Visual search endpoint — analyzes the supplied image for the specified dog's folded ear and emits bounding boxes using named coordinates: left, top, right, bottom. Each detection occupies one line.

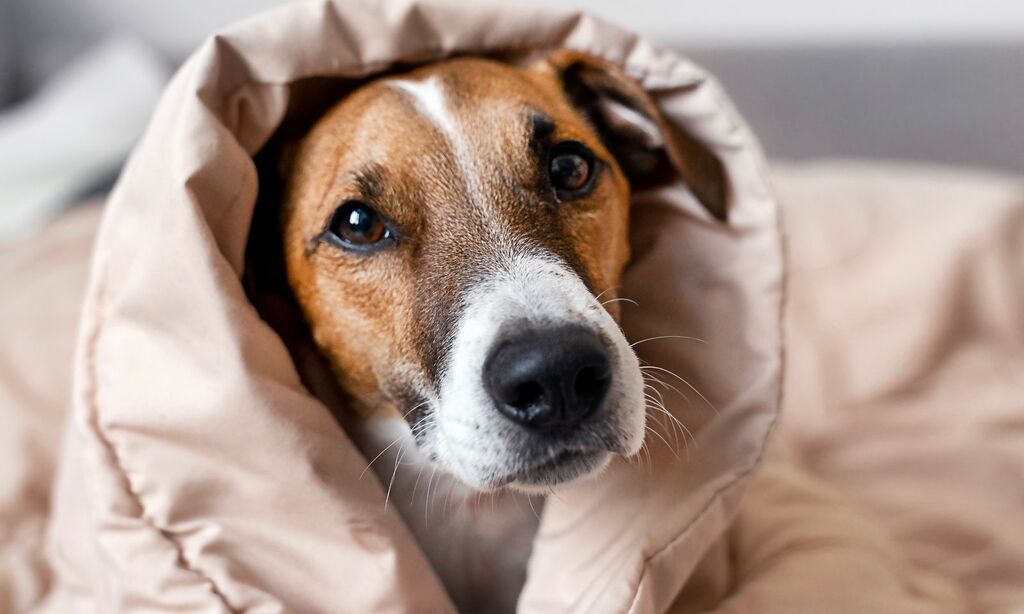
left=534, top=50, right=728, bottom=221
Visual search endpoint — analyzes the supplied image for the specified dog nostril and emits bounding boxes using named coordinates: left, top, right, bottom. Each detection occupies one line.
left=510, top=381, right=544, bottom=409
left=574, top=365, right=609, bottom=400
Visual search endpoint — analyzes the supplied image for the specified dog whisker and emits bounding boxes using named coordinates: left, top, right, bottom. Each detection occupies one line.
left=642, top=384, right=673, bottom=414
left=424, top=464, right=439, bottom=528
left=592, top=285, right=620, bottom=302
left=527, top=493, right=540, bottom=519
left=641, top=372, right=698, bottom=461
left=632, top=436, right=653, bottom=473
left=643, top=382, right=697, bottom=450
left=643, top=369, right=693, bottom=407
left=402, top=400, right=430, bottom=421
left=360, top=435, right=405, bottom=479
left=644, top=424, right=680, bottom=461
left=601, top=297, right=639, bottom=308
left=651, top=406, right=694, bottom=461
left=630, top=334, right=707, bottom=348
left=643, top=395, right=673, bottom=428
left=644, top=401, right=677, bottom=450
left=625, top=413, right=658, bottom=472
left=665, top=410, right=695, bottom=450
left=643, top=383, right=669, bottom=409
left=410, top=414, right=434, bottom=438
left=410, top=456, right=429, bottom=505
left=640, top=364, right=717, bottom=414
left=643, top=375, right=692, bottom=447
left=384, top=443, right=407, bottom=512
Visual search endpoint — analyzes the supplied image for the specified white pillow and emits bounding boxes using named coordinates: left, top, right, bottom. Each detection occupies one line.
left=0, top=37, right=168, bottom=242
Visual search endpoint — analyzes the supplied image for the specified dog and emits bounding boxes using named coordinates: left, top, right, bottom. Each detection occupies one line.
left=271, top=51, right=726, bottom=612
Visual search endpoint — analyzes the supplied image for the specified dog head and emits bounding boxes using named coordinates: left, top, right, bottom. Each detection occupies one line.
left=280, top=51, right=725, bottom=491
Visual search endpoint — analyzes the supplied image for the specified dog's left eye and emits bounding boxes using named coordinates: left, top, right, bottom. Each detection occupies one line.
left=327, top=200, right=392, bottom=248
left=548, top=141, right=596, bottom=198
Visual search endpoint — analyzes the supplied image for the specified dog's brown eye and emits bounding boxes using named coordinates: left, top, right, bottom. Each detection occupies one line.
left=327, top=201, right=392, bottom=248
left=548, top=141, right=596, bottom=197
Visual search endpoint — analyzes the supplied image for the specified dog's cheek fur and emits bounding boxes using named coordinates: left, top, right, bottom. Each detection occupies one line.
left=559, top=178, right=632, bottom=316
left=280, top=116, right=425, bottom=420
left=305, top=256, right=419, bottom=418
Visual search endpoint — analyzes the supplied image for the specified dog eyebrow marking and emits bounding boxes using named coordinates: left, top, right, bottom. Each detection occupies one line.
left=388, top=76, right=487, bottom=210
left=530, top=111, right=556, bottom=143
left=352, top=165, right=384, bottom=200
left=528, top=111, right=556, bottom=158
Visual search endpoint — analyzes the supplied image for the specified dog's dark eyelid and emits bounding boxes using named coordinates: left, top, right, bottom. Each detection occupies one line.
left=530, top=113, right=556, bottom=142
left=546, top=140, right=601, bottom=202
left=527, top=112, right=556, bottom=156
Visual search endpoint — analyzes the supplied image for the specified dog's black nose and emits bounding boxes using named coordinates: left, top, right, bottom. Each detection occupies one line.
left=484, top=326, right=612, bottom=431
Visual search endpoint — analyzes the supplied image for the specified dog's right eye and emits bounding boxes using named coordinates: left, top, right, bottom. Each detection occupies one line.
left=547, top=140, right=599, bottom=202
left=326, top=201, right=393, bottom=249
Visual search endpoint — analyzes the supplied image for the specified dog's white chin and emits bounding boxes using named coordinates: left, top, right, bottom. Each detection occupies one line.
left=436, top=445, right=616, bottom=494
left=506, top=449, right=614, bottom=494
left=426, top=252, right=646, bottom=492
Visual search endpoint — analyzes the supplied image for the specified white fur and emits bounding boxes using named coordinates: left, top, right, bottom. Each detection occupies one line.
left=435, top=253, right=646, bottom=490
left=390, top=76, right=487, bottom=208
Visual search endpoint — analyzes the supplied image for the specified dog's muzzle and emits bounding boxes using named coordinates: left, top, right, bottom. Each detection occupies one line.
left=430, top=254, right=645, bottom=491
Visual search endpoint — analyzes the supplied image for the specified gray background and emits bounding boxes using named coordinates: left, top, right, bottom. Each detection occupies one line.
left=1, top=0, right=1022, bottom=172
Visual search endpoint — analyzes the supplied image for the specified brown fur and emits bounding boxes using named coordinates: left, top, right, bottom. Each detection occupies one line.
left=281, top=55, right=634, bottom=422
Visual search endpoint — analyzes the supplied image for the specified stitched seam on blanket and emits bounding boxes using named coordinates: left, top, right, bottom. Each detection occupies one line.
left=82, top=270, right=240, bottom=613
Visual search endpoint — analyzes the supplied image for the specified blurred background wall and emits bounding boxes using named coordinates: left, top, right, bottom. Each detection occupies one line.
left=588, top=0, right=1024, bottom=172
left=1, top=0, right=1022, bottom=172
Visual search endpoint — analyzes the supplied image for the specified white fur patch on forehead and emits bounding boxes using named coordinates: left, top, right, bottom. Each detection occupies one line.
left=389, top=77, right=458, bottom=144
left=388, top=75, right=487, bottom=209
